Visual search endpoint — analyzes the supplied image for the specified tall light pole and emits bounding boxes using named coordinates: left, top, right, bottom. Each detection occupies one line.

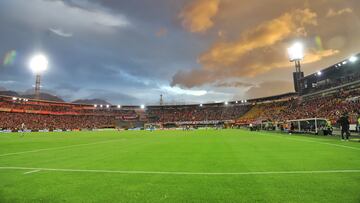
left=288, top=42, right=304, bottom=93
left=29, top=54, right=48, bottom=100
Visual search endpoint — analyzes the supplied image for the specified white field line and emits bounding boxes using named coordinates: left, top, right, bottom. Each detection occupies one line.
left=285, top=137, right=360, bottom=151
left=260, top=132, right=360, bottom=151
left=0, top=138, right=127, bottom=157
left=23, top=169, right=41, bottom=174
left=0, top=166, right=360, bottom=176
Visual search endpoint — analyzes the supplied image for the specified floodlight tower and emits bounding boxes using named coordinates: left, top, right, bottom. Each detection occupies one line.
left=288, top=43, right=304, bottom=93
left=160, top=94, right=164, bottom=123
left=29, top=54, right=48, bottom=100
left=160, top=94, right=164, bottom=106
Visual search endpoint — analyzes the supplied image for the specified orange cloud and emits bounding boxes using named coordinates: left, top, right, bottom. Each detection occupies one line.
left=326, top=8, right=353, bottom=18
left=179, top=0, right=220, bottom=33
left=172, top=9, right=340, bottom=88
left=245, top=81, right=294, bottom=99
left=302, top=49, right=339, bottom=64
left=215, top=81, right=253, bottom=88
left=171, top=48, right=338, bottom=88
left=156, top=27, right=168, bottom=37
left=239, top=47, right=339, bottom=77
left=200, top=9, right=317, bottom=71
left=171, top=69, right=215, bottom=88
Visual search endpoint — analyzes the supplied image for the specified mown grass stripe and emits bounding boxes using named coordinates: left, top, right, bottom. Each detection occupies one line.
left=0, top=138, right=127, bottom=157
left=1, top=166, right=360, bottom=176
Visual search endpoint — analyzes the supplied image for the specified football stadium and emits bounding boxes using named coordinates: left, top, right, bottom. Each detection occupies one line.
left=1, top=1, right=360, bottom=202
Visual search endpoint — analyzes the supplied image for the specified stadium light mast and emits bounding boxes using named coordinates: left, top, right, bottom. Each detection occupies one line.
left=29, top=54, right=48, bottom=100
left=288, top=42, right=304, bottom=93
left=160, top=94, right=164, bottom=106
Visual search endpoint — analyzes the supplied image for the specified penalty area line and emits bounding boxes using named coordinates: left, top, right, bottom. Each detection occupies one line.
left=259, top=132, right=360, bottom=151
left=1, top=167, right=360, bottom=176
left=285, top=137, right=360, bottom=151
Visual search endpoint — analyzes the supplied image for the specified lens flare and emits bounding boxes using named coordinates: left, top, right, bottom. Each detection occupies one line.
left=3, top=50, right=17, bottom=66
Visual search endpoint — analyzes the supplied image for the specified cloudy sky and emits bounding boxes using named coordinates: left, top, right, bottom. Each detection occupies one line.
left=0, top=0, right=359, bottom=105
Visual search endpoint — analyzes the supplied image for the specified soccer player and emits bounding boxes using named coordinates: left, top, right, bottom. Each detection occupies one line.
left=289, top=122, right=295, bottom=135
left=357, top=114, right=360, bottom=135
left=249, top=123, right=253, bottom=131
left=20, top=123, right=26, bottom=137
left=357, top=113, right=360, bottom=142
left=337, top=113, right=350, bottom=141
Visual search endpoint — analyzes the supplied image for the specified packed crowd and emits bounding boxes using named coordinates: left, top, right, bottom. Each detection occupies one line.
left=240, top=89, right=360, bottom=124
left=0, top=96, right=138, bottom=130
left=0, top=112, right=115, bottom=130
left=302, top=71, right=360, bottom=95
left=2, top=87, right=360, bottom=130
left=0, top=96, right=138, bottom=116
left=146, top=105, right=252, bottom=123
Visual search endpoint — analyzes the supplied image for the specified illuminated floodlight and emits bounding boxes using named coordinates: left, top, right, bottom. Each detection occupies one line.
left=244, top=100, right=247, bottom=103
left=235, top=101, right=238, bottom=104
left=349, top=56, right=358, bottom=63
left=317, top=71, right=322, bottom=76
left=94, top=104, right=97, bottom=108
left=342, top=61, right=347, bottom=65
left=12, top=97, right=17, bottom=101
left=117, top=105, right=121, bottom=108
left=224, top=101, right=228, bottom=105
left=287, top=42, right=304, bottom=62
left=140, top=104, right=145, bottom=109
left=199, top=103, right=203, bottom=107
left=338, top=63, right=342, bottom=67
left=29, top=54, right=48, bottom=74
left=106, top=105, right=110, bottom=108
left=100, top=105, right=103, bottom=108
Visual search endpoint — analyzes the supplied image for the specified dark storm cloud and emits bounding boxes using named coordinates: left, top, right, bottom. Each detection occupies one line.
left=244, top=81, right=294, bottom=99
left=54, top=83, right=81, bottom=92
left=48, top=28, right=73, bottom=38
left=22, top=88, right=57, bottom=96
left=1, top=0, right=359, bottom=103
left=48, top=0, right=97, bottom=10
left=86, top=89, right=140, bottom=105
left=0, top=0, right=203, bottom=104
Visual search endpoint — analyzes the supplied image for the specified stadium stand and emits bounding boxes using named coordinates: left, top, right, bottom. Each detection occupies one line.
left=1, top=54, right=360, bottom=132
left=0, top=96, right=138, bottom=131
left=146, top=104, right=252, bottom=123
left=1, top=87, right=360, bottom=131
left=239, top=88, right=360, bottom=125
left=299, top=53, right=360, bottom=95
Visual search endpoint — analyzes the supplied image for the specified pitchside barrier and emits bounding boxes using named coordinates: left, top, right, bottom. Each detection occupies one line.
left=287, top=118, right=330, bottom=135
left=115, top=120, right=145, bottom=130
left=0, top=128, right=117, bottom=133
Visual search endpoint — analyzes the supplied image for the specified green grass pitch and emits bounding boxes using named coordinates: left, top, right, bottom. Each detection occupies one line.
left=0, top=129, right=359, bottom=203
